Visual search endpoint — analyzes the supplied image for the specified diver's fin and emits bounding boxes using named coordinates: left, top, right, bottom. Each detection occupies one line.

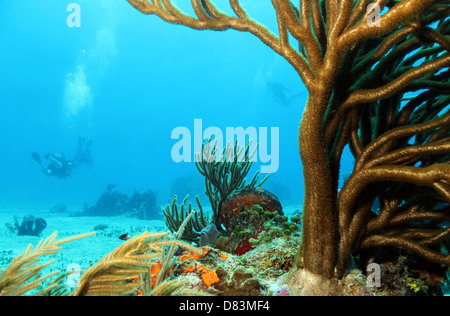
left=31, top=152, right=41, bottom=164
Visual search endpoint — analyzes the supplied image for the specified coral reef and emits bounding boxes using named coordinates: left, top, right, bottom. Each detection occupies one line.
left=164, top=185, right=291, bottom=257
left=1, top=216, right=448, bottom=296
left=214, top=268, right=262, bottom=296
left=195, top=138, right=269, bottom=230
left=356, top=248, right=446, bottom=296
left=163, top=195, right=210, bottom=243
left=6, top=0, right=446, bottom=297
left=236, top=213, right=300, bottom=256
left=146, top=243, right=265, bottom=296
left=5, top=215, right=47, bottom=237
left=203, top=186, right=301, bottom=256
left=220, top=187, right=283, bottom=230
left=165, top=139, right=277, bottom=249
left=199, top=224, right=220, bottom=247
left=151, top=247, right=224, bottom=290
left=80, top=185, right=160, bottom=219
left=126, top=0, right=450, bottom=290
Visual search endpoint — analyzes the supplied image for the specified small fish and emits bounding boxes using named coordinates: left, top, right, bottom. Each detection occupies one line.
left=119, top=233, right=131, bottom=241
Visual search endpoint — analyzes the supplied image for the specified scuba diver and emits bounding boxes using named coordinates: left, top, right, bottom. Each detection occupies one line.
left=31, top=152, right=74, bottom=179
left=73, top=137, right=93, bottom=169
left=31, top=137, right=93, bottom=179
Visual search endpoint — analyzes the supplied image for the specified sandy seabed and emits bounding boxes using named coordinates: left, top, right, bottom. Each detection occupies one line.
left=0, top=207, right=168, bottom=277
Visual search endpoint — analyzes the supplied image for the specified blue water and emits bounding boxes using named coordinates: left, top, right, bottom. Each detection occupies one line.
left=0, top=1, right=354, bottom=212
left=2, top=1, right=449, bottom=298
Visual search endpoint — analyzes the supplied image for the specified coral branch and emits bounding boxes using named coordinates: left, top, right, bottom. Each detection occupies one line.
left=0, top=232, right=94, bottom=296
left=360, top=233, right=450, bottom=265
left=339, top=0, right=437, bottom=49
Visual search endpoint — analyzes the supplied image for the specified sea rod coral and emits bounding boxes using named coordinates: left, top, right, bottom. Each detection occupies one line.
left=125, top=0, right=450, bottom=293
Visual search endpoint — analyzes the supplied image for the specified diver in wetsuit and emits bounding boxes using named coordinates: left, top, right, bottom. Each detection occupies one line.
left=31, top=137, right=93, bottom=179
left=31, top=152, right=74, bottom=179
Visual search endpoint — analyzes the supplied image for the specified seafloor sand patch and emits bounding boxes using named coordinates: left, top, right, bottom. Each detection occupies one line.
left=0, top=208, right=166, bottom=273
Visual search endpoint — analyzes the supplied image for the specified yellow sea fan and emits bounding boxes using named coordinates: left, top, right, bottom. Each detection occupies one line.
left=72, top=231, right=168, bottom=296
left=72, top=211, right=204, bottom=296
left=0, top=231, right=95, bottom=296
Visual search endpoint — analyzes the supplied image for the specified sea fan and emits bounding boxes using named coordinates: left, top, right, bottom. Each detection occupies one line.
left=72, top=210, right=205, bottom=296
left=0, top=231, right=94, bottom=296
left=72, top=230, right=200, bottom=296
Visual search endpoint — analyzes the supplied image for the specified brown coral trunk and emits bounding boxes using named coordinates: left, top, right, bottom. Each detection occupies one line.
left=297, top=96, right=338, bottom=280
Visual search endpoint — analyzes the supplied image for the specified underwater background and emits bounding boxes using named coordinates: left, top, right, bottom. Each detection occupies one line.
left=1, top=0, right=449, bottom=297
left=0, top=0, right=356, bottom=209
left=0, top=0, right=355, bottom=213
